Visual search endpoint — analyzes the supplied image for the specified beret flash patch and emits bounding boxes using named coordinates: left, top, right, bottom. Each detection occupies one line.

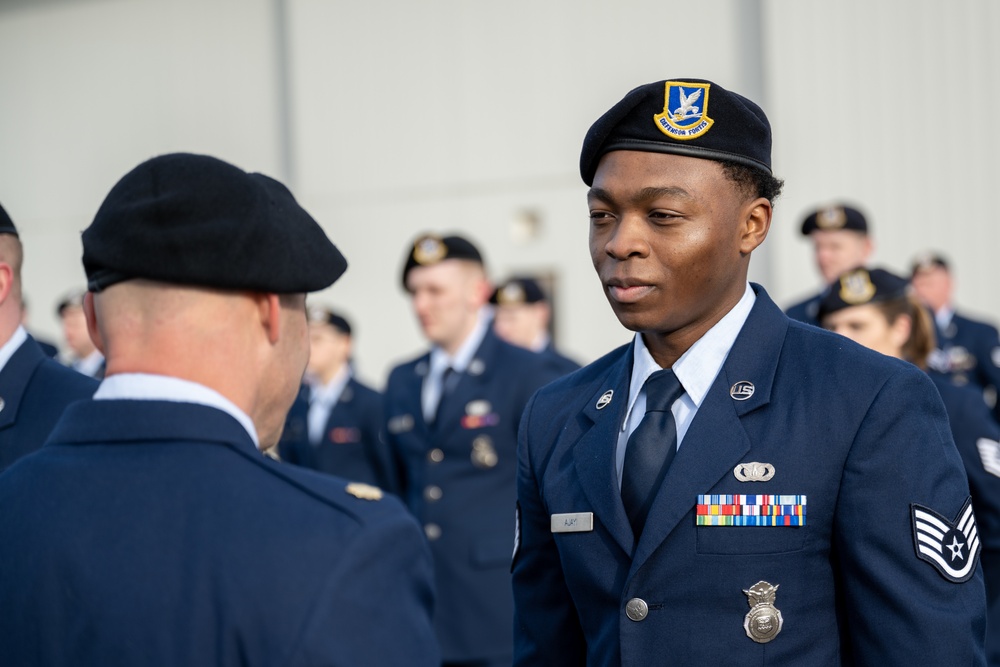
left=653, top=81, right=714, bottom=140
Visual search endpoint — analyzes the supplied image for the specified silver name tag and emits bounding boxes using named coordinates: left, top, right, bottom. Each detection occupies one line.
left=551, top=512, right=594, bottom=533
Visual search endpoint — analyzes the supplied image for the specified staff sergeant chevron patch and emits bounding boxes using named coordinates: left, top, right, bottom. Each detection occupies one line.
left=911, top=498, right=981, bottom=583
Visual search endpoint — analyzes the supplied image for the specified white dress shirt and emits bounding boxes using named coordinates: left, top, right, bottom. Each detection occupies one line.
left=422, top=310, right=490, bottom=422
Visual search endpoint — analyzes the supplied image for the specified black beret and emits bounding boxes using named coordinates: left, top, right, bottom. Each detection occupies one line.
left=817, top=267, right=910, bottom=320
left=910, top=251, right=950, bottom=276
left=82, top=153, right=347, bottom=293
left=490, top=276, right=547, bottom=305
left=56, top=289, right=86, bottom=317
left=580, top=78, right=772, bottom=186
left=308, top=305, right=351, bottom=335
left=800, top=204, right=869, bottom=236
left=0, top=202, right=17, bottom=236
left=401, top=233, right=483, bottom=288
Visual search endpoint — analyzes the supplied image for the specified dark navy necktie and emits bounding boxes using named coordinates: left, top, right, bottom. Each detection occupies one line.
left=432, top=367, right=458, bottom=424
left=621, top=369, right=685, bottom=538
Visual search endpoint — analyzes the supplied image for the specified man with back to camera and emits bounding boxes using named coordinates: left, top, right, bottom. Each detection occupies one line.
left=384, top=234, right=563, bottom=666
left=0, top=153, right=439, bottom=666
left=511, top=78, right=985, bottom=665
left=785, top=203, right=873, bottom=327
left=278, top=306, right=395, bottom=491
left=490, top=275, right=581, bottom=376
left=0, top=202, right=97, bottom=471
left=911, top=252, right=1000, bottom=424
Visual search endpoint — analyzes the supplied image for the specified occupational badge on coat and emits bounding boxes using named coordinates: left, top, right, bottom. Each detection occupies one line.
left=387, top=414, right=414, bottom=434
left=911, top=497, right=981, bottom=583
left=976, top=438, right=1000, bottom=479
left=345, top=482, right=383, bottom=501
left=743, top=581, right=783, bottom=643
left=734, top=462, right=775, bottom=482
left=653, top=81, right=714, bottom=140
left=595, top=390, right=613, bottom=410
left=471, top=435, right=498, bottom=468
left=730, top=381, right=755, bottom=401
left=465, top=400, right=491, bottom=417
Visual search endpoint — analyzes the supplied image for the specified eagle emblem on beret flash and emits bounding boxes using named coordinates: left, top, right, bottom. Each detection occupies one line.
left=654, top=81, right=715, bottom=140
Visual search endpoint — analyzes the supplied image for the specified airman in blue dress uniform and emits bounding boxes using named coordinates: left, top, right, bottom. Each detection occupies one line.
left=0, top=153, right=439, bottom=667
left=512, top=78, right=985, bottom=665
left=911, top=252, right=1000, bottom=424
left=785, top=204, right=873, bottom=327
left=0, top=203, right=97, bottom=471
left=490, top=275, right=581, bottom=376
left=278, top=307, right=394, bottom=490
left=385, top=234, right=563, bottom=667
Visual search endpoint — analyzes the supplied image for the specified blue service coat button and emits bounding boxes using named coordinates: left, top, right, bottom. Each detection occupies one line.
left=424, top=485, right=443, bottom=502
left=428, top=448, right=445, bottom=463
left=424, top=523, right=442, bottom=541
left=625, top=597, right=648, bottom=622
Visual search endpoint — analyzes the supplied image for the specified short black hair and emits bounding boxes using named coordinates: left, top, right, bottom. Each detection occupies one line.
left=720, top=159, right=784, bottom=204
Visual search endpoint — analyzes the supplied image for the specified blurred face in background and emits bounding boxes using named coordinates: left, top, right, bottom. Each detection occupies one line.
left=307, top=321, right=351, bottom=383
left=821, top=303, right=910, bottom=359
left=61, top=305, right=96, bottom=358
left=910, top=266, right=952, bottom=314
left=406, top=260, right=490, bottom=354
left=493, top=302, right=549, bottom=351
left=811, top=230, right=872, bottom=284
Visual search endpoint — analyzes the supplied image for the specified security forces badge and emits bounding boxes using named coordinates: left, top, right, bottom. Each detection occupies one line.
left=653, top=81, right=714, bottom=140
left=911, top=498, right=981, bottom=583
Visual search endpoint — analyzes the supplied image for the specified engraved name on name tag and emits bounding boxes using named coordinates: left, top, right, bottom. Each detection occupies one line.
left=551, top=512, right=594, bottom=533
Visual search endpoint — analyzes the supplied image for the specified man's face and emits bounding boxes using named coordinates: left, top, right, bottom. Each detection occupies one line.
left=61, top=306, right=95, bottom=358
left=588, top=150, right=758, bottom=340
left=910, top=266, right=952, bottom=313
left=493, top=302, right=548, bottom=350
left=406, top=260, right=486, bottom=350
left=811, top=229, right=871, bottom=284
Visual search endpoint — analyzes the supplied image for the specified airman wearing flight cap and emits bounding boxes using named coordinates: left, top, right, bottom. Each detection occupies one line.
left=818, top=266, right=1000, bottom=665
left=384, top=233, right=563, bottom=666
left=0, top=202, right=97, bottom=471
left=911, top=252, right=1000, bottom=425
left=512, top=79, right=984, bottom=665
left=785, top=203, right=874, bottom=327
left=0, top=153, right=439, bottom=666
left=278, top=307, right=395, bottom=490
left=490, top=276, right=581, bottom=376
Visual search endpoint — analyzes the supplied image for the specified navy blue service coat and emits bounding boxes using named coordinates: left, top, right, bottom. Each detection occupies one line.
left=539, top=341, right=582, bottom=377
left=929, top=312, right=1000, bottom=423
left=784, top=291, right=821, bottom=327
left=384, top=326, right=562, bottom=664
left=279, top=377, right=395, bottom=491
left=513, top=286, right=985, bottom=666
left=0, top=335, right=96, bottom=471
left=0, top=399, right=439, bottom=667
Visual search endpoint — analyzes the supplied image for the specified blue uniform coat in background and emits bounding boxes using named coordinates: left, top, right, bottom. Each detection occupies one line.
left=279, top=377, right=395, bottom=491
left=0, top=399, right=439, bottom=667
left=0, top=335, right=97, bottom=471
left=385, top=327, right=562, bottom=664
left=929, top=312, right=1000, bottom=424
left=513, top=286, right=985, bottom=666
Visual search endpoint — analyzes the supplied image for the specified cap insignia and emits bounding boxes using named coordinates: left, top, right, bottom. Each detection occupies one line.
left=653, top=81, right=714, bottom=141
left=413, top=236, right=447, bottom=265
left=816, top=206, right=847, bottom=229
left=497, top=282, right=526, bottom=305
left=838, top=269, right=876, bottom=305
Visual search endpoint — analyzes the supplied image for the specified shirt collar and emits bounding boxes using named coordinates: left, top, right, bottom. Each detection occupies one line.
left=308, top=365, right=351, bottom=407
left=935, top=305, right=955, bottom=330
left=429, top=308, right=489, bottom=375
left=624, top=283, right=756, bottom=423
left=93, top=373, right=260, bottom=448
left=0, top=326, right=28, bottom=374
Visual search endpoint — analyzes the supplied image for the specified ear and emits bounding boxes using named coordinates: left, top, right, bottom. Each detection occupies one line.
left=257, top=293, right=283, bottom=346
left=83, top=291, right=105, bottom=353
left=738, top=197, right=772, bottom=255
left=0, top=263, right=13, bottom=307
left=890, top=313, right=913, bottom=350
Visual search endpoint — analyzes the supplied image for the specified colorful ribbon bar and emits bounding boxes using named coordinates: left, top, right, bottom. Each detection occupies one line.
left=695, top=494, right=807, bottom=527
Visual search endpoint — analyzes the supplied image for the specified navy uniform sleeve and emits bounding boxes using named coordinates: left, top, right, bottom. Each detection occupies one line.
left=288, top=498, right=440, bottom=666
left=974, top=324, right=1000, bottom=424
left=835, top=366, right=986, bottom=663
left=513, top=393, right=587, bottom=665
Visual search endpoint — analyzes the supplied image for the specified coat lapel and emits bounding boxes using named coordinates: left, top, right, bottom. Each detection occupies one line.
left=572, top=344, right=635, bottom=556
left=630, top=286, right=788, bottom=571
left=0, top=338, right=44, bottom=431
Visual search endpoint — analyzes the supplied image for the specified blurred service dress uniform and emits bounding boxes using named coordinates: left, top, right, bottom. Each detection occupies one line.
left=0, top=154, right=439, bottom=667
left=279, top=308, right=394, bottom=490
left=0, top=207, right=97, bottom=471
left=385, top=235, right=563, bottom=666
left=490, top=276, right=581, bottom=377
left=512, top=79, right=985, bottom=665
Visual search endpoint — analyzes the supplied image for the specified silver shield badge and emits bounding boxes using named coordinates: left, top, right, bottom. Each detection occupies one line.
left=743, top=581, right=783, bottom=643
